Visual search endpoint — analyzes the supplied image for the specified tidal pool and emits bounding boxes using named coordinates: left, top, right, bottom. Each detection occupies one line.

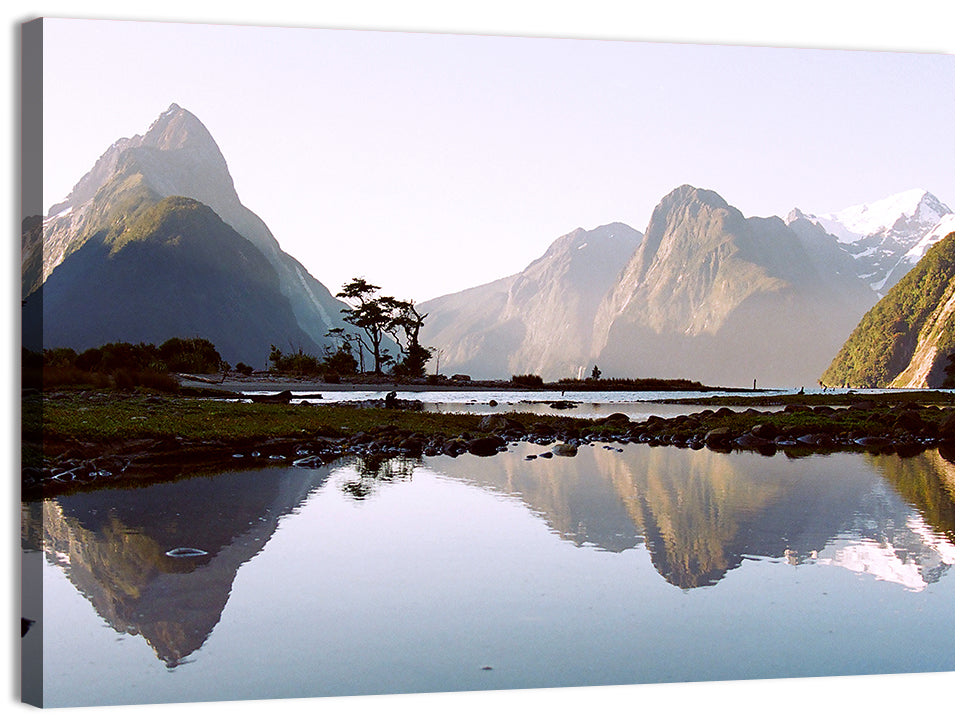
left=21, top=443, right=954, bottom=707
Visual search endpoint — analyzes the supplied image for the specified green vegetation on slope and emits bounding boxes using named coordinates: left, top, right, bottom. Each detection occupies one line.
left=821, top=233, right=955, bottom=388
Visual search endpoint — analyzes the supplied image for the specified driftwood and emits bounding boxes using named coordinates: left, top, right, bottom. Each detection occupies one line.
left=250, top=390, right=293, bottom=404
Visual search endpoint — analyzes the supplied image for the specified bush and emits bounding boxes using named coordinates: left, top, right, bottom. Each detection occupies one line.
left=27, top=336, right=226, bottom=390
left=159, top=337, right=223, bottom=373
left=269, top=345, right=324, bottom=376
left=511, top=374, right=544, bottom=388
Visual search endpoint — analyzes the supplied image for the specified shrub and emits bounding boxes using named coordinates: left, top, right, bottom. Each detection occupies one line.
left=511, top=374, right=544, bottom=388
left=269, top=345, right=324, bottom=376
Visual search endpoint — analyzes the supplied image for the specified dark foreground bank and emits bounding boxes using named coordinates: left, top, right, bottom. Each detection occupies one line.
left=22, top=387, right=954, bottom=499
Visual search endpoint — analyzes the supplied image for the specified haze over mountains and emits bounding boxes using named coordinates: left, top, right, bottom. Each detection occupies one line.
left=23, top=104, right=347, bottom=364
left=23, top=104, right=954, bottom=386
left=421, top=185, right=952, bottom=386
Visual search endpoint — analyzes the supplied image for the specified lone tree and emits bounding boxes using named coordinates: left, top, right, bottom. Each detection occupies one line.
left=336, top=278, right=395, bottom=375
left=334, top=278, right=430, bottom=377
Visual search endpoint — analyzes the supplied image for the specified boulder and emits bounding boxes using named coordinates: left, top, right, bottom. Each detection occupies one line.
left=468, top=436, right=502, bottom=456
left=552, top=443, right=578, bottom=457
left=704, top=427, right=733, bottom=448
left=750, top=423, right=777, bottom=440
left=895, top=410, right=924, bottom=433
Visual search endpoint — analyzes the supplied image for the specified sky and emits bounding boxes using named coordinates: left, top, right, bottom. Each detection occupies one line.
left=37, top=8, right=955, bottom=304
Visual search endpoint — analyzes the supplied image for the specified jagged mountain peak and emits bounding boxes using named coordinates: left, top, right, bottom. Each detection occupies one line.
left=657, top=184, right=732, bottom=213
left=818, top=188, right=952, bottom=241
left=47, top=103, right=229, bottom=218
left=140, top=102, right=220, bottom=152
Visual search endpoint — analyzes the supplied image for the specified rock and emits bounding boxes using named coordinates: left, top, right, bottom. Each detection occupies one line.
left=552, top=443, right=578, bottom=457
left=734, top=433, right=775, bottom=451
left=399, top=437, right=423, bottom=456
left=478, top=414, right=523, bottom=432
left=467, top=436, right=502, bottom=456
left=854, top=436, right=890, bottom=449
left=938, top=414, right=954, bottom=441
left=704, top=427, right=733, bottom=448
left=797, top=433, right=833, bottom=446
left=751, top=423, right=777, bottom=440
left=604, top=412, right=630, bottom=424
left=895, top=410, right=924, bottom=432
left=784, top=404, right=811, bottom=413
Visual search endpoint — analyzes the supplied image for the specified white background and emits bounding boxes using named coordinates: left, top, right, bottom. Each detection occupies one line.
left=3, top=2, right=961, bottom=720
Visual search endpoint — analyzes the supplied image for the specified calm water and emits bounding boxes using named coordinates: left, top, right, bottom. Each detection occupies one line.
left=239, top=387, right=951, bottom=420
left=22, top=443, right=954, bottom=707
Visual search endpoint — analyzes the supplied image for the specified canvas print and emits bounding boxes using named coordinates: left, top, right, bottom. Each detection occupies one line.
left=20, top=16, right=954, bottom=709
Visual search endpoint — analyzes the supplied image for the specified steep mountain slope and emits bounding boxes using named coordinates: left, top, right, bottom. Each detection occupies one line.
left=22, top=195, right=320, bottom=365
left=419, top=223, right=641, bottom=379
left=820, top=233, right=954, bottom=389
left=589, top=186, right=878, bottom=387
left=797, top=189, right=953, bottom=296
left=29, top=104, right=347, bottom=355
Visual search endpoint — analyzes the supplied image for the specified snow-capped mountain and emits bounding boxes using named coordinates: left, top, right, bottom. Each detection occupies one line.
left=793, top=189, right=953, bottom=296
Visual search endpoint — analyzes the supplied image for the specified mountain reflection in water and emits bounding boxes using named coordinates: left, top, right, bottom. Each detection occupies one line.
left=23, top=463, right=338, bottom=667
left=24, top=444, right=953, bottom=675
left=432, top=444, right=954, bottom=589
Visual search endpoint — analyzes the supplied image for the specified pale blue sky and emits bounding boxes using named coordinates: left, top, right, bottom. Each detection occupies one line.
left=41, top=17, right=955, bottom=302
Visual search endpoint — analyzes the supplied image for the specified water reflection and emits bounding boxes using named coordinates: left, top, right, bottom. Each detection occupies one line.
left=23, top=464, right=337, bottom=667
left=434, top=445, right=954, bottom=589
left=341, top=456, right=417, bottom=500
left=24, top=443, right=953, bottom=677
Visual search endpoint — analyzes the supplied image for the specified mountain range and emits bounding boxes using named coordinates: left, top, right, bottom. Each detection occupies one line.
left=22, top=104, right=954, bottom=385
left=421, top=185, right=952, bottom=386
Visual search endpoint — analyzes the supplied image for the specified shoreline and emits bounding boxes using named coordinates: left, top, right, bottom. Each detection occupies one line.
left=24, top=387, right=955, bottom=500
left=175, top=372, right=764, bottom=395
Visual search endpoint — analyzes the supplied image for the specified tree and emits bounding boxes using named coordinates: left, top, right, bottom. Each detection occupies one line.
left=591, top=365, right=602, bottom=381
left=334, top=278, right=432, bottom=377
left=336, top=278, right=396, bottom=375
left=326, top=327, right=367, bottom=373
left=386, top=298, right=431, bottom=377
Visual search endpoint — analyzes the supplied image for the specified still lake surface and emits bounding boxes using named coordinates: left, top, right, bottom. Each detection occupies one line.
left=242, top=386, right=949, bottom=420
left=22, top=423, right=955, bottom=707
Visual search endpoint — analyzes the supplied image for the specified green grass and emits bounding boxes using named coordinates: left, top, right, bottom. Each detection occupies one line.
left=39, top=393, right=530, bottom=447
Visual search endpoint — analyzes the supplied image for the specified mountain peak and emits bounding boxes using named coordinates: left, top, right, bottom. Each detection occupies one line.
left=820, top=188, right=952, bottom=238
left=660, top=184, right=729, bottom=210
left=140, top=103, right=219, bottom=153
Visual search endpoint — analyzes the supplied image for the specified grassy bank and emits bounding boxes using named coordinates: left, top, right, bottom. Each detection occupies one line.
left=23, top=387, right=955, bottom=500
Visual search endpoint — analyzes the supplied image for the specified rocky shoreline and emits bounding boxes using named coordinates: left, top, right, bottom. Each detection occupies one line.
left=26, top=394, right=954, bottom=500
